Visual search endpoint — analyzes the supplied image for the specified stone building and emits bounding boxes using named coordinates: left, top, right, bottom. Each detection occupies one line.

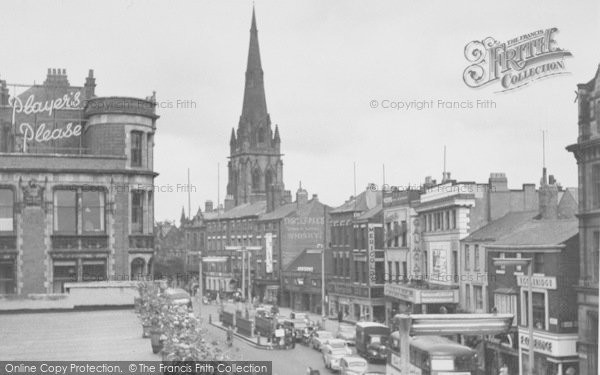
left=0, top=69, right=158, bottom=295
left=567, top=64, right=600, bottom=375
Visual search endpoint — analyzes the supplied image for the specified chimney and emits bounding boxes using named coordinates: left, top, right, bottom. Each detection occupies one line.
left=296, top=182, right=308, bottom=208
left=205, top=200, right=214, bottom=213
left=84, top=69, right=96, bottom=99
left=44, top=68, right=69, bottom=86
left=224, top=195, right=234, bottom=211
left=489, top=173, right=508, bottom=192
left=539, top=170, right=558, bottom=220
left=312, top=194, right=318, bottom=201
left=442, top=171, right=452, bottom=183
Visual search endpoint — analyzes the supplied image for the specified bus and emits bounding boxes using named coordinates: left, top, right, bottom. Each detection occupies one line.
left=386, top=333, right=478, bottom=375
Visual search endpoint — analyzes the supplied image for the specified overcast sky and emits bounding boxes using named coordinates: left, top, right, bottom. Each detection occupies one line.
left=1, top=0, right=599, bottom=222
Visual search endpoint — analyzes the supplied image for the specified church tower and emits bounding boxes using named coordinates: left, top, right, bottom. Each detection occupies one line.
left=227, top=7, right=284, bottom=206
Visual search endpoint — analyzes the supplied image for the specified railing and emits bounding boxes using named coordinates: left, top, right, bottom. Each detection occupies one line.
left=51, top=235, right=108, bottom=250
left=129, top=234, right=154, bottom=249
left=0, top=236, right=16, bottom=250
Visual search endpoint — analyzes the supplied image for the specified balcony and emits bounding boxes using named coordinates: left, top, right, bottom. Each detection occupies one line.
left=51, top=235, right=108, bottom=251
left=129, top=234, right=154, bottom=249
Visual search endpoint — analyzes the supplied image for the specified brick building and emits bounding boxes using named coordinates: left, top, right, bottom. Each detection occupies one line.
left=0, top=69, right=157, bottom=295
left=481, top=171, right=579, bottom=375
left=567, top=64, right=600, bottom=375
left=282, top=248, right=333, bottom=313
left=328, top=189, right=387, bottom=322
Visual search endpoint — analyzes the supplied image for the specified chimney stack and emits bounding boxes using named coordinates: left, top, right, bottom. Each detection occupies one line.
left=84, top=69, right=96, bottom=99
left=489, top=172, right=508, bottom=191
left=539, top=170, right=558, bottom=220
left=205, top=200, right=214, bottom=213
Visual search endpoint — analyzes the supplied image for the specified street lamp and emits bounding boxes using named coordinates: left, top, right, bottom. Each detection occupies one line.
left=493, top=257, right=534, bottom=375
left=308, top=245, right=326, bottom=328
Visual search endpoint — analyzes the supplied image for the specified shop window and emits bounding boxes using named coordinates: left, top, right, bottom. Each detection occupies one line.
left=0, top=189, right=14, bottom=232
left=53, top=260, right=77, bottom=293
left=131, top=190, right=144, bottom=234
left=131, top=131, right=143, bottom=167
left=82, top=260, right=107, bottom=281
left=0, top=260, right=16, bottom=294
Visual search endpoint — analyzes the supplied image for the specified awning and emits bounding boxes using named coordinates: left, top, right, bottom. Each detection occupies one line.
left=202, top=256, right=229, bottom=263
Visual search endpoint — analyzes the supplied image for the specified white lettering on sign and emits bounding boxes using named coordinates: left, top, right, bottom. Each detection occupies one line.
left=368, top=226, right=376, bottom=282
left=519, top=335, right=553, bottom=354
left=10, top=92, right=81, bottom=116
left=516, top=275, right=557, bottom=290
left=297, top=267, right=314, bottom=272
left=20, top=122, right=82, bottom=144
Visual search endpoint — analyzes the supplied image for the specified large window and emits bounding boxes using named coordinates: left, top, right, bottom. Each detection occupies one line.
left=131, top=131, right=143, bottom=167
left=494, top=293, right=517, bottom=323
left=131, top=190, right=144, bottom=234
left=54, top=190, right=77, bottom=233
left=54, top=189, right=105, bottom=234
left=0, top=260, right=16, bottom=294
left=53, top=260, right=77, bottom=293
left=0, top=189, right=14, bottom=232
left=474, top=245, right=480, bottom=271
left=464, top=244, right=470, bottom=271
left=523, top=291, right=547, bottom=329
left=82, top=191, right=105, bottom=233
left=533, top=253, right=544, bottom=274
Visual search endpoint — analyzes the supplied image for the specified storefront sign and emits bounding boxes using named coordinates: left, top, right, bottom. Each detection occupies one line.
left=516, top=275, right=556, bottom=290
left=20, top=122, right=82, bottom=144
left=384, top=284, right=416, bottom=303
left=419, top=290, right=459, bottom=304
left=10, top=92, right=82, bottom=116
left=331, top=283, right=369, bottom=298
left=368, top=226, right=375, bottom=282
left=265, top=233, right=273, bottom=273
left=518, top=328, right=578, bottom=357
left=296, top=266, right=313, bottom=272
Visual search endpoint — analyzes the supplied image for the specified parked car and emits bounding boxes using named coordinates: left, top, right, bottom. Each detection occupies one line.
left=311, top=330, right=335, bottom=351
left=355, top=322, right=389, bottom=362
left=322, top=339, right=353, bottom=371
left=339, top=356, right=368, bottom=375
left=164, top=288, right=192, bottom=310
left=337, top=323, right=356, bottom=346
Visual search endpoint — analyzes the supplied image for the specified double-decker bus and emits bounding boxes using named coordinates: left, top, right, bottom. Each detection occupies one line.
left=386, top=333, right=478, bottom=375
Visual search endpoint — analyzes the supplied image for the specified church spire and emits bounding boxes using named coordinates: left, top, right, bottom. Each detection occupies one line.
left=241, top=6, right=268, bottom=124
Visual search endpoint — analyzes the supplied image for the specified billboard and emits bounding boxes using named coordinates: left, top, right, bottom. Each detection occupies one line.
left=265, top=232, right=273, bottom=273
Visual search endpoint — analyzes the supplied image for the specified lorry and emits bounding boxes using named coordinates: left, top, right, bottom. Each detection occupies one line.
left=355, top=322, right=390, bottom=362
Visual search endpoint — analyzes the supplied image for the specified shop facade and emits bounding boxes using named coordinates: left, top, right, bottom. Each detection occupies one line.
left=0, top=69, right=158, bottom=295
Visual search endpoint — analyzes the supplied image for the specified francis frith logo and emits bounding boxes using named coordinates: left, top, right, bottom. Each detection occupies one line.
left=463, top=27, right=572, bottom=92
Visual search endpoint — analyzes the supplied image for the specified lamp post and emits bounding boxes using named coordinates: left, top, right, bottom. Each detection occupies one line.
left=493, top=257, right=534, bottom=375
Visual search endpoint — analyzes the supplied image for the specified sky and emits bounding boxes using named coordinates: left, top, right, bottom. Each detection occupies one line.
left=1, top=0, right=599, bottom=222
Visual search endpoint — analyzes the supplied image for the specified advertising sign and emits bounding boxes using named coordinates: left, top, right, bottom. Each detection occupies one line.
left=265, top=232, right=273, bottom=273
left=368, top=226, right=375, bottom=282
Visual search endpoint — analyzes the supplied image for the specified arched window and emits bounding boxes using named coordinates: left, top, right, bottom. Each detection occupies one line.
left=265, top=170, right=273, bottom=190
left=252, top=169, right=261, bottom=190
left=258, top=127, right=266, bottom=143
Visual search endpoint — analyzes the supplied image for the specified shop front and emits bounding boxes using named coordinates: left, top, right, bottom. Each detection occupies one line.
left=384, top=282, right=459, bottom=324
left=328, top=283, right=386, bottom=322
left=518, top=327, right=579, bottom=375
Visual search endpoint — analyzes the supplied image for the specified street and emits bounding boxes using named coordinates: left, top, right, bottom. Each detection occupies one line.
left=0, top=305, right=386, bottom=375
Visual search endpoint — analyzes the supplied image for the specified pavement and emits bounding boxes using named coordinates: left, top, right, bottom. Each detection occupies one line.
left=0, top=309, right=159, bottom=360
left=0, top=302, right=385, bottom=375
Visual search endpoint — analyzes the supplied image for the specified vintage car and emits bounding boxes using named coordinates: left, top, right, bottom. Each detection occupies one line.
left=311, top=330, right=335, bottom=351
left=336, top=323, right=356, bottom=346
left=339, top=356, right=368, bottom=375
left=322, top=339, right=353, bottom=371
left=355, top=322, right=389, bottom=362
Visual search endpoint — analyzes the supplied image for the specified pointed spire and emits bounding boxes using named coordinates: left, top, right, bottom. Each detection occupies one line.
left=230, top=128, right=237, bottom=146
left=273, top=124, right=280, bottom=143
left=241, top=6, right=267, bottom=123
left=180, top=206, right=186, bottom=225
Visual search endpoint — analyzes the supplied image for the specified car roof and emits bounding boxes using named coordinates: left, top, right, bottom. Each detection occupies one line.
left=164, top=288, right=190, bottom=298
left=327, top=339, right=346, bottom=344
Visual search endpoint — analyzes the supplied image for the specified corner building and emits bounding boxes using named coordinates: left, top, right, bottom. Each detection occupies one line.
left=0, top=69, right=158, bottom=295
